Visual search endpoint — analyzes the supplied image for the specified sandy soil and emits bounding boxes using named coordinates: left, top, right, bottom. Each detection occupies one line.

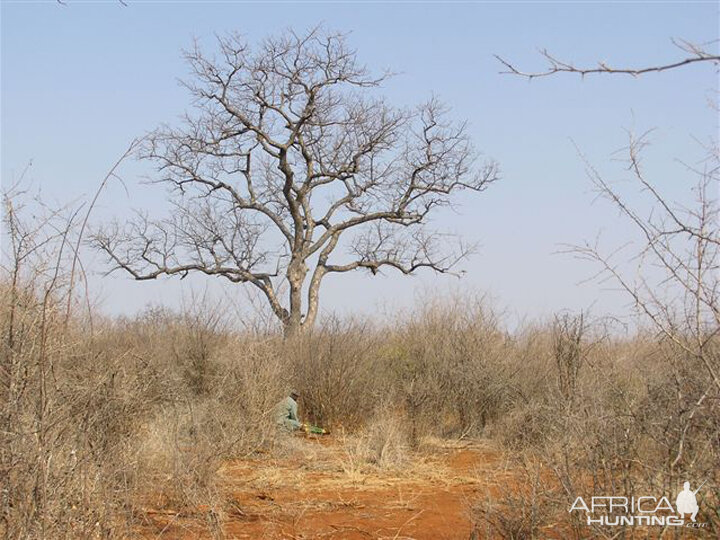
left=136, top=436, right=514, bottom=539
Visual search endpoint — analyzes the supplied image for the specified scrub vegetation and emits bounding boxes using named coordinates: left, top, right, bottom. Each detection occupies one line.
left=1, top=192, right=718, bottom=537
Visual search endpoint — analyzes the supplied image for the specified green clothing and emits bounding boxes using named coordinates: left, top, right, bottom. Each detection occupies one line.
left=275, top=396, right=301, bottom=430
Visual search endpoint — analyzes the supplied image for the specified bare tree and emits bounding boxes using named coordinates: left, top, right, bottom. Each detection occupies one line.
left=93, top=27, right=498, bottom=336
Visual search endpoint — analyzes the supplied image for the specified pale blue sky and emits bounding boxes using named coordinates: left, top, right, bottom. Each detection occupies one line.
left=1, top=1, right=717, bottom=325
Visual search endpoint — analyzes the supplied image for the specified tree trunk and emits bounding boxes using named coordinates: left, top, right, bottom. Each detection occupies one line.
left=283, top=317, right=302, bottom=338
left=285, top=259, right=307, bottom=338
left=303, top=265, right=326, bottom=331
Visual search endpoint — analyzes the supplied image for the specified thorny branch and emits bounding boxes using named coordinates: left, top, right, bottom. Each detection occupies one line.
left=496, top=39, right=719, bottom=79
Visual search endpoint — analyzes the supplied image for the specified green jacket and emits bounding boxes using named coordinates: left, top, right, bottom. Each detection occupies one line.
left=276, top=396, right=301, bottom=430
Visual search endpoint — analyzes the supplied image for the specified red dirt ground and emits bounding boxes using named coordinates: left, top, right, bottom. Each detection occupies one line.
left=136, top=437, right=515, bottom=539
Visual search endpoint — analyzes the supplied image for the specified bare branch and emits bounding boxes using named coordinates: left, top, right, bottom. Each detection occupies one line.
left=496, top=39, right=719, bottom=79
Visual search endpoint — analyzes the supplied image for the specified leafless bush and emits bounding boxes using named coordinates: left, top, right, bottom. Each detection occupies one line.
left=171, top=296, right=230, bottom=396
left=472, top=459, right=558, bottom=540
left=0, top=186, right=286, bottom=538
left=287, top=317, right=382, bottom=430
left=496, top=325, right=719, bottom=537
left=1, top=185, right=152, bottom=538
left=384, top=296, right=511, bottom=446
left=553, top=312, right=587, bottom=404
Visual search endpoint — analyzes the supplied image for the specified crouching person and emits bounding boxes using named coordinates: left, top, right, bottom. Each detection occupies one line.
left=276, top=391, right=302, bottom=431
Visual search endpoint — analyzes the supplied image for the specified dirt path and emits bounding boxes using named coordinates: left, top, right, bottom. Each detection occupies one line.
left=138, top=437, right=513, bottom=539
